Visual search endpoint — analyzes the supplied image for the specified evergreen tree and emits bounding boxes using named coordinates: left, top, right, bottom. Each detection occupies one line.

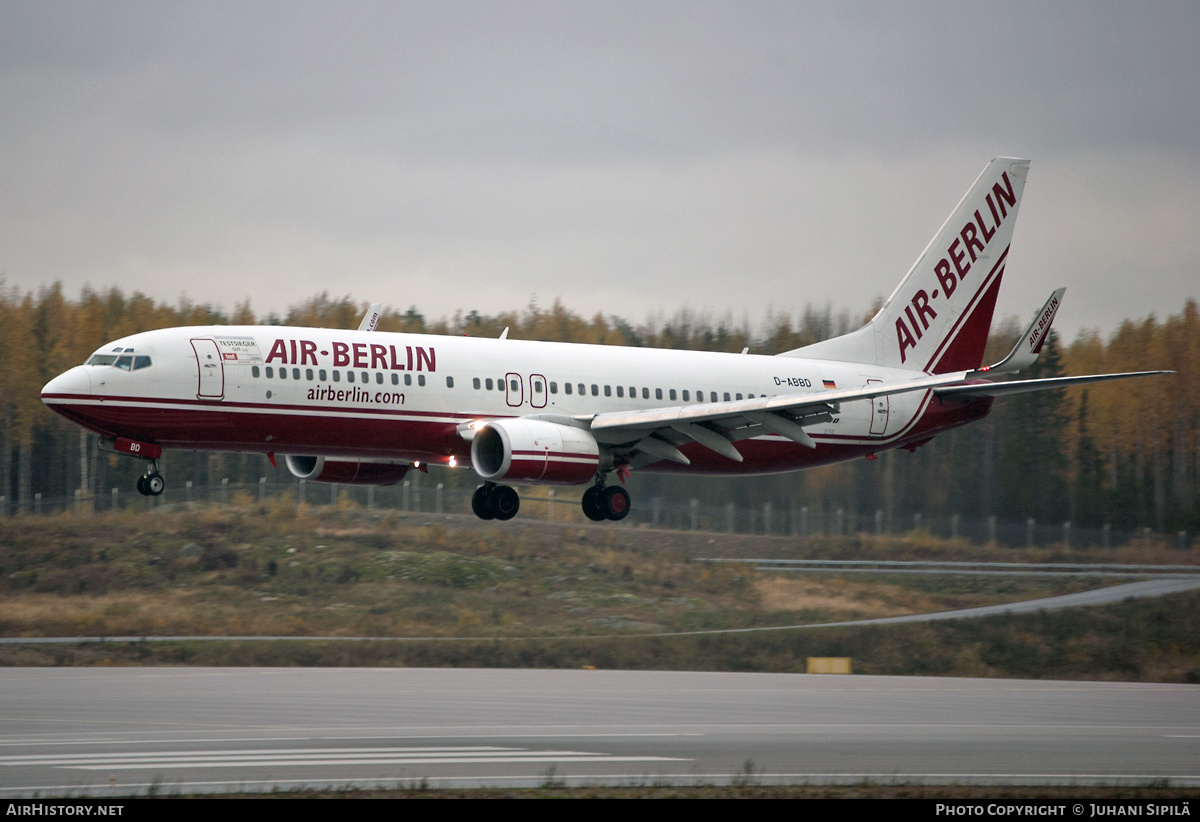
left=993, top=330, right=1070, bottom=523
left=1071, top=390, right=1105, bottom=527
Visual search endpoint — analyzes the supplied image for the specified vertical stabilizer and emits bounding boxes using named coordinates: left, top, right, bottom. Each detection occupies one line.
left=784, top=157, right=1030, bottom=372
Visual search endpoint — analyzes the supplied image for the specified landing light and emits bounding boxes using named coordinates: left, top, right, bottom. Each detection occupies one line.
left=448, top=457, right=457, bottom=468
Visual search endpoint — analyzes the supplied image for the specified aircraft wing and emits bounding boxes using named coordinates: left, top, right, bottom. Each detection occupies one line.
left=934, top=370, right=1172, bottom=399
left=583, top=367, right=1172, bottom=467
left=581, top=370, right=976, bottom=465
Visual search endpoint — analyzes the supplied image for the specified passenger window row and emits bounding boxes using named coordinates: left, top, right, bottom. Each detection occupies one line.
left=471, top=377, right=524, bottom=392
left=248, top=364, right=761, bottom=403
left=469, top=376, right=756, bottom=403
left=251, top=366, right=447, bottom=388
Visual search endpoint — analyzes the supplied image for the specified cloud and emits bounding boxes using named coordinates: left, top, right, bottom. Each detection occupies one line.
left=1, top=1, right=1197, bottom=339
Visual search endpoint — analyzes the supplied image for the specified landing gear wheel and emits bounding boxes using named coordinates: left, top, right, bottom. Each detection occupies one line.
left=136, top=475, right=150, bottom=496
left=472, top=484, right=496, bottom=520
left=491, top=486, right=520, bottom=521
left=581, top=486, right=607, bottom=521
left=146, top=473, right=165, bottom=496
left=602, top=486, right=631, bottom=521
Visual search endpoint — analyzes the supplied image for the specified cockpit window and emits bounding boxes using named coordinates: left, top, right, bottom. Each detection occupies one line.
left=86, top=351, right=152, bottom=370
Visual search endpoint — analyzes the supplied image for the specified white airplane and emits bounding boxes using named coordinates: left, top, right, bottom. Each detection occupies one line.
left=42, top=158, right=1168, bottom=522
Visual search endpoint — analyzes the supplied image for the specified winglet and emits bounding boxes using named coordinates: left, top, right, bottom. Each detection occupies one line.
left=357, top=303, right=382, bottom=332
left=974, top=288, right=1065, bottom=376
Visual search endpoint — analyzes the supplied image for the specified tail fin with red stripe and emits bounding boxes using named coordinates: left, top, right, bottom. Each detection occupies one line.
left=784, top=157, right=1030, bottom=373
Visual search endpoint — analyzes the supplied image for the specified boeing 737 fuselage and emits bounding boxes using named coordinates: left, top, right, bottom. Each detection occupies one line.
left=41, top=158, right=1168, bottom=521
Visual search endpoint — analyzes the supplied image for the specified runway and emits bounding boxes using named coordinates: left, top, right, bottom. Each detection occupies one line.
left=0, top=668, right=1196, bottom=795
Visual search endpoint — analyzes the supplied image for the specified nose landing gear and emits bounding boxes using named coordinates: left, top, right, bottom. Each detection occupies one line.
left=136, top=461, right=165, bottom=497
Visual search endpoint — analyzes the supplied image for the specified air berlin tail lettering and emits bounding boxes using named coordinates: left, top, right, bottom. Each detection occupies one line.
left=896, top=171, right=1016, bottom=363
left=265, top=339, right=437, bottom=371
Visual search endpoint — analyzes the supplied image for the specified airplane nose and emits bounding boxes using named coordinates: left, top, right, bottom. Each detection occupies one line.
left=41, top=366, right=91, bottom=403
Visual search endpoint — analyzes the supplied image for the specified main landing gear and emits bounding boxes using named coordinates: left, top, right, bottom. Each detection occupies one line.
left=581, top=482, right=630, bottom=522
left=136, top=460, right=165, bottom=497
left=472, top=482, right=520, bottom=521
left=470, top=478, right=632, bottom=522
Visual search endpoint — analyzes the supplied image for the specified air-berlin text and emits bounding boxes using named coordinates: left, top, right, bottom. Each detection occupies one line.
left=265, top=339, right=436, bottom=372
left=896, top=171, right=1016, bottom=363
left=1027, top=292, right=1061, bottom=355
left=306, top=385, right=405, bottom=405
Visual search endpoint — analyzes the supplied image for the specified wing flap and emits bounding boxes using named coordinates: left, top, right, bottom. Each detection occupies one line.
left=757, top=411, right=818, bottom=449
left=671, top=422, right=743, bottom=462
left=635, top=435, right=691, bottom=465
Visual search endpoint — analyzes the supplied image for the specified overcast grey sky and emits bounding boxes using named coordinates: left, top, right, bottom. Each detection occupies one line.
left=2, top=1, right=1197, bottom=340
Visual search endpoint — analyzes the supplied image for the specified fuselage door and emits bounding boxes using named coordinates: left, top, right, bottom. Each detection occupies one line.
left=191, top=339, right=225, bottom=399
left=867, top=378, right=888, bottom=435
left=529, top=374, right=547, bottom=409
left=505, top=372, right=524, bottom=408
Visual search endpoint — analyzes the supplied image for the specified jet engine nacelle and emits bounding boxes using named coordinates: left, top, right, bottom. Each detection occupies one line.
left=284, top=455, right=410, bottom=486
left=471, top=419, right=600, bottom=484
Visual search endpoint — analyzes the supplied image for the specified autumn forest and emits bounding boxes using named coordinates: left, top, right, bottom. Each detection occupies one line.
left=3, top=284, right=1198, bottom=539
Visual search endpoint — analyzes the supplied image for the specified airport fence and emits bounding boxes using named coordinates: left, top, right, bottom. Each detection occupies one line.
left=0, top=476, right=1194, bottom=552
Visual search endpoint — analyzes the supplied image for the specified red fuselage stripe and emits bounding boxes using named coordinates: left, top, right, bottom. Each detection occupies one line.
left=42, top=391, right=992, bottom=477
